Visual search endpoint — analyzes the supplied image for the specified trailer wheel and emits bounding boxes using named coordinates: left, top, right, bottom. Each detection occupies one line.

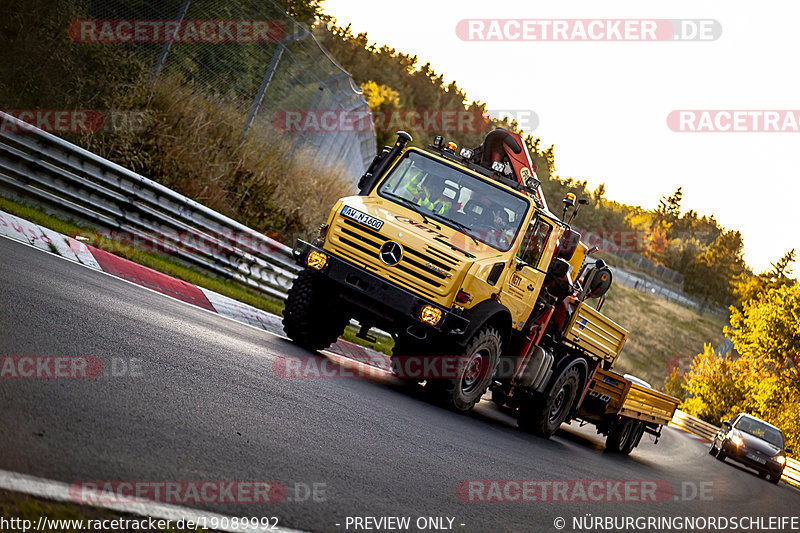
left=606, top=419, right=637, bottom=454
left=427, top=327, right=501, bottom=413
left=282, top=269, right=348, bottom=351
left=621, top=423, right=645, bottom=454
left=518, top=366, right=581, bottom=438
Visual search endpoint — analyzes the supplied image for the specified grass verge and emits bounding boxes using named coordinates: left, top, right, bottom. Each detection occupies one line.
left=601, top=282, right=728, bottom=388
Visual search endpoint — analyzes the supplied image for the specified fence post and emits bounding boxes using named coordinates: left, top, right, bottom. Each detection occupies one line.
left=288, top=84, right=324, bottom=159
left=240, top=41, right=287, bottom=145
left=152, top=0, right=191, bottom=78
left=241, top=29, right=309, bottom=146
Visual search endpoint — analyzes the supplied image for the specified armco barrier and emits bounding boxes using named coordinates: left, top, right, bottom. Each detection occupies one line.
left=0, top=111, right=300, bottom=299
left=670, top=409, right=800, bottom=487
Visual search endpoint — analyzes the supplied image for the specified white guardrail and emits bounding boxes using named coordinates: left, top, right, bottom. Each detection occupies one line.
left=670, top=409, right=800, bottom=487
left=0, top=111, right=300, bottom=299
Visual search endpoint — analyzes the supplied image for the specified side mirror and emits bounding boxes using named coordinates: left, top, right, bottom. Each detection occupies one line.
left=785, top=447, right=793, bottom=455
left=722, top=420, right=732, bottom=431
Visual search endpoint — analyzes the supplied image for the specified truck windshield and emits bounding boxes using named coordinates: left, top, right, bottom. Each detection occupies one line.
left=378, top=151, right=529, bottom=251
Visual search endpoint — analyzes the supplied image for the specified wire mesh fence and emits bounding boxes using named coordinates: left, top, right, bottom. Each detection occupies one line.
left=81, top=0, right=375, bottom=180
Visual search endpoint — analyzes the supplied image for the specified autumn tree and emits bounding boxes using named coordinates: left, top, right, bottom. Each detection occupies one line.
left=653, top=186, right=682, bottom=232
left=682, top=283, right=800, bottom=451
left=684, top=229, right=746, bottom=309
left=733, top=249, right=797, bottom=308
left=360, top=80, right=400, bottom=148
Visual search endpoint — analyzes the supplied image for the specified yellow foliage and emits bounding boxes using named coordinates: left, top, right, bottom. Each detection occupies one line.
left=361, top=80, right=400, bottom=111
left=682, top=284, right=800, bottom=451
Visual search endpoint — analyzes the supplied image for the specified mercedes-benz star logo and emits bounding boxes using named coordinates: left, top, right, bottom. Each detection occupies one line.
left=379, top=241, right=403, bottom=266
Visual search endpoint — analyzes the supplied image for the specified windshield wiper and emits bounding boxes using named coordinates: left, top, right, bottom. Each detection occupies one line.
left=440, top=219, right=480, bottom=244
left=383, top=192, right=435, bottom=226
left=430, top=214, right=479, bottom=245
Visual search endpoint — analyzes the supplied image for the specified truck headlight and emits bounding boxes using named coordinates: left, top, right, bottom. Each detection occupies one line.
left=419, top=305, right=443, bottom=326
left=306, top=250, right=328, bottom=271
left=730, top=434, right=744, bottom=447
left=777, top=455, right=786, bottom=465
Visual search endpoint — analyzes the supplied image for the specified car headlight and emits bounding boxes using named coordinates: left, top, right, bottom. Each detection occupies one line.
left=419, top=305, right=443, bottom=326
left=776, top=455, right=786, bottom=465
left=730, top=434, right=744, bottom=446
left=306, top=250, right=328, bottom=270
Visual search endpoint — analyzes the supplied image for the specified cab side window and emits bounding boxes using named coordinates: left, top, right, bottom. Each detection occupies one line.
left=518, top=218, right=552, bottom=268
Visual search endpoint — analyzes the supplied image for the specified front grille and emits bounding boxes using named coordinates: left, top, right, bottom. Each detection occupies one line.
left=330, top=217, right=461, bottom=299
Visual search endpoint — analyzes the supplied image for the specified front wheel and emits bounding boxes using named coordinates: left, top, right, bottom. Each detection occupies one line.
left=715, top=442, right=727, bottom=461
left=709, top=439, right=718, bottom=456
left=282, top=270, right=349, bottom=351
left=426, top=327, right=501, bottom=413
left=518, top=366, right=582, bottom=439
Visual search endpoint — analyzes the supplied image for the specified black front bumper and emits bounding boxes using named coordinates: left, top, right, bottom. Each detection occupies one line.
left=722, top=441, right=784, bottom=477
left=293, top=239, right=469, bottom=337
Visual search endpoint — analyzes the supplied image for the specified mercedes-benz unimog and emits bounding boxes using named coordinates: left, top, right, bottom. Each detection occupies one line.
left=284, top=129, right=678, bottom=454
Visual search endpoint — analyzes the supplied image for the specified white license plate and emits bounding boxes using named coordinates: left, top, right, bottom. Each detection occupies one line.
left=746, top=452, right=766, bottom=464
left=341, top=206, right=383, bottom=231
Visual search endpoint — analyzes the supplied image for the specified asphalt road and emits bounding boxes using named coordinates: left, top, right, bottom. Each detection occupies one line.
left=1, top=236, right=799, bottom=532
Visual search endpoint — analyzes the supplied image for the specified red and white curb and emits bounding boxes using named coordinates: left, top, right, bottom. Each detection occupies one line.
left=0, top=209, right=388, bottom=366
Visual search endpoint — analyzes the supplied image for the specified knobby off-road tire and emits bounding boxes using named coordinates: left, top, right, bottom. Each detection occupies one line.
left=426, top=327, right=502, bottom=413
left=282, top=269, right=349, bottom=351
left=518, top=366, right=581, bottom=439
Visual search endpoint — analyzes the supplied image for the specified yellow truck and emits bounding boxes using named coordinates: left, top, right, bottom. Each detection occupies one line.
left=284, top=130, right=678, bottom=454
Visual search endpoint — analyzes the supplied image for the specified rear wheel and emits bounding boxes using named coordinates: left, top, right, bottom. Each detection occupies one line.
left=621, top=423, right=645, bottom=454
left=606, top=419, right=636, bottom=453
left=282, top=270, right=349, bottom=351
left=518, top=366, right=581, bottom=439
left=426, top=327, right=501, bottom=413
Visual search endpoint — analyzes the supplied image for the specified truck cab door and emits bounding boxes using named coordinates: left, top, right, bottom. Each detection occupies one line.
left=499, top=217, right=556, bottom=331
left=500, top=261, right=543, bottom=331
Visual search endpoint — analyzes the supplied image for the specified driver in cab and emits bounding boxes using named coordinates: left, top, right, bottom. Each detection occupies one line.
left=406, top=172, right=453, bottom=216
